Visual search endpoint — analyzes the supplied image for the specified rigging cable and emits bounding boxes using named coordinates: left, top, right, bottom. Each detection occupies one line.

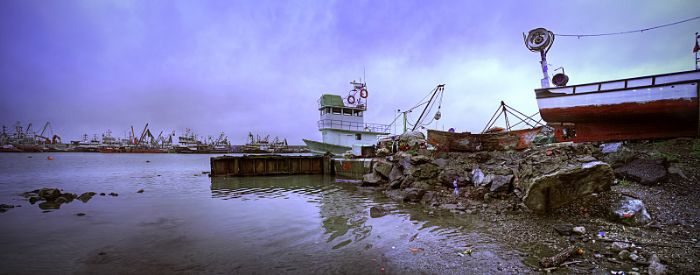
left=554, top=15, right=700, bottom=38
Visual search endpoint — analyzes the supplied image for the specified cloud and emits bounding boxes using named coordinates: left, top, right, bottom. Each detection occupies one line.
left=0, top=0, right=698, bottom=143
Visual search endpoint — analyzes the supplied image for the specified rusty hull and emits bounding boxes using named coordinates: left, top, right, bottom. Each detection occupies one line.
left=427, top=127, right=542, bottom=152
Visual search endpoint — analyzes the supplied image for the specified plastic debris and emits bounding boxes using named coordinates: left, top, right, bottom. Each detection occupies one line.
left=452, top=178, right=459, bottom=197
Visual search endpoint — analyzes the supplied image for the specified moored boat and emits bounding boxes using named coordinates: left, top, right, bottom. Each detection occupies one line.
left=303, top=81, right=390, bottom=155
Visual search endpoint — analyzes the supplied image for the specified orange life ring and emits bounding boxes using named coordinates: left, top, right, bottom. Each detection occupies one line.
left=347, top=95, right=356, bottom=104
left=360, top=88, right=368, bottom=98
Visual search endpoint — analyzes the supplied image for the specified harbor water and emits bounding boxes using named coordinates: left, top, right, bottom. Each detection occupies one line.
left=0, top=153, right=529, bottom=274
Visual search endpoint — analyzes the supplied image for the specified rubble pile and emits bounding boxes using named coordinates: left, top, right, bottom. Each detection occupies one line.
left=364, top=136, right=616, bottom=213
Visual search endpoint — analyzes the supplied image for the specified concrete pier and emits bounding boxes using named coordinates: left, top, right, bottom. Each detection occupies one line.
left=210, top=155, right=332, bottom=177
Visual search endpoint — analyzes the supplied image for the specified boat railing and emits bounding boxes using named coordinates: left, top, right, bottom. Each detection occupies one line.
left=539, top=70, right=700, bottom=95
left=317, top=119, right=390, bottom=133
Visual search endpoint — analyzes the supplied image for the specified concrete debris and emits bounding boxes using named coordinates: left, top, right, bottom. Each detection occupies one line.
left=614, top=158, right=668, bottom=185
left=601, top=142, right=623, bottom=154
left=519, top=160, right=613, bottom=213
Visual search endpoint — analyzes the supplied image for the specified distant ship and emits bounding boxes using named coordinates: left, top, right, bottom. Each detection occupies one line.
left=303, top=81, right=390, bottom=155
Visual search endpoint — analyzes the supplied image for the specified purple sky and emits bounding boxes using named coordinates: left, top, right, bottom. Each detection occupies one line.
left=1, top=0, right=698, bottom=143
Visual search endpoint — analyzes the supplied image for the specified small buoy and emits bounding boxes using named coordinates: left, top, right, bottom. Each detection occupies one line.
left=47, top=156, right=54, bottom=160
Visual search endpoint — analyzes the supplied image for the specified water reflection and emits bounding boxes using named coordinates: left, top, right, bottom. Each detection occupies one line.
left=210, top=175, right=374, bottom=249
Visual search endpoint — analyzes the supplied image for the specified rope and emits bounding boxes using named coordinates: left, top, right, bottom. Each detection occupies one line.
left=555, top=15, right=700, bottom=38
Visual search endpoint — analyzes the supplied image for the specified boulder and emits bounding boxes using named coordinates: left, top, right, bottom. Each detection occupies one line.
left=489, top=175, right=513, bottom=192
left=600, top=142, right=623, bottom=154
left=420, top=191, right=437, bottom=206
left=388, top=165, right=403, bottom=183
left=572, top=226, right=586, bottom=235
left=520, top=161, right=614, bottom=213
left=369, top=206, right=388, bottom=218
left=411, top=163, right=439, bottom=180
left=614, top=158, right=667, bottom=185
left=403, top=188, right=426, bottom=203
left=373, top=160, right=393, bottom=179
left=77, top=192, right=95, bottom=203
left=384, top=188, right=425, bottom=203
left=611, top=196, right=651, bottom=225
left=38, top=188, right=61, bottom=200
left=362, top=172, right=385, bottom=186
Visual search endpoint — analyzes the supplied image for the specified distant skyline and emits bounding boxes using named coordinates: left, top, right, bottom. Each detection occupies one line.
left=1, top=0, right=699, bottom=143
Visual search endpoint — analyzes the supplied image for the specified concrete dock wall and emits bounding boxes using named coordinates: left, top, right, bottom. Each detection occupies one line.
left=211, top=155, right=331, bottom=177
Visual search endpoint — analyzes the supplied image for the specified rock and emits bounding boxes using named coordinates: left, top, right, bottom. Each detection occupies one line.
left=77, top=192, right=96, bottom=203
left=611, top=196, right=652, bottom=225
left=611, top=241, right=630, bottom=252
left=520, top=161, right=614, bottom=213
left=432, top=158, right=448, bottom=169
left=572, top=226, right=586, bottom=235
left=388, top=165, right=403, bottom=183
left=420, top=191, right=436, bottom=206
left=38, top=201, right=61, bottom=210
left=647, top=254, right=667, bottom=275
left=577, top=155, right=597, bottom=163
left=59, top=193, right=77, bottom=202
left=99, top=193, right=106, bottom=196
left=76, top=213, right=86, bottom=217
left=412, top=163, right=439, bottom=180
left=109, top=192, right=119, bottom=197
left=614, top=158, right=667, bottom=185
left=553, top=224, right=574, bottom=236
left=403, top=188, right=426, bottom=203
left=618, top=250, right=631, bottom=260
left=362, top=172, right=385, bottom=186
left=369, top=206, right=387, bottom=218
left=38, top=188, right=61, bottom=200
left=489, top=175, right=513, bottom=192
left=28, top=196, right=41, bottom=204
left=388, top=180, right=401, bottom=189
left=399, top=175, right=415, bottom=189
left=54, top=197, right=68, bottom=204
left=628, top=252, right=641, bottom=262
left=0, top=204, right=15, bottom=213
left=137, top=189, right=145, bottom=193
left=411, top=181, right=433, bottom=191
left=373, top=160, right=393, bottom=178
left=601, top=142, right=623, bottom=153
left=410, top=155, right=431, bottom=165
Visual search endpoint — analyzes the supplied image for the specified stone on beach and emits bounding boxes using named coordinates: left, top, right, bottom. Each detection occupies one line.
left=519, top=161, right=614, bottom=213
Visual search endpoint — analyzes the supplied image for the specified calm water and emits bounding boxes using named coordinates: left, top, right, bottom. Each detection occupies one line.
left=0, top=153, right=529, bottom=274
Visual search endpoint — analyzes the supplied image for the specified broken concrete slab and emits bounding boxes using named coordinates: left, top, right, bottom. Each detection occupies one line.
left=614, top=158, right=667, bottom=185
left=520, top=161, right=614, bottom=213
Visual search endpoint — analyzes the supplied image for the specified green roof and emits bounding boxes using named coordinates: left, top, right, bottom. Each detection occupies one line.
left=320, top=94, right=345, bottom=107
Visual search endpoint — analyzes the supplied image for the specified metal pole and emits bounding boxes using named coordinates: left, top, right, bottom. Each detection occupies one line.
left=540, top=50, right=550, bottom=88
left=403, top=112, right=407, bottom=134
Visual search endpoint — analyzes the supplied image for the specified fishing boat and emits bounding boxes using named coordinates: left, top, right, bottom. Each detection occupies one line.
left=303, top=81, right=390, bottom=155
left=524, top=28, right=700, bottom=142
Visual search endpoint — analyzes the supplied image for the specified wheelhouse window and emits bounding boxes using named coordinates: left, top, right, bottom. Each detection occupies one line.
left=355, top=133, right=361, bottom=140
